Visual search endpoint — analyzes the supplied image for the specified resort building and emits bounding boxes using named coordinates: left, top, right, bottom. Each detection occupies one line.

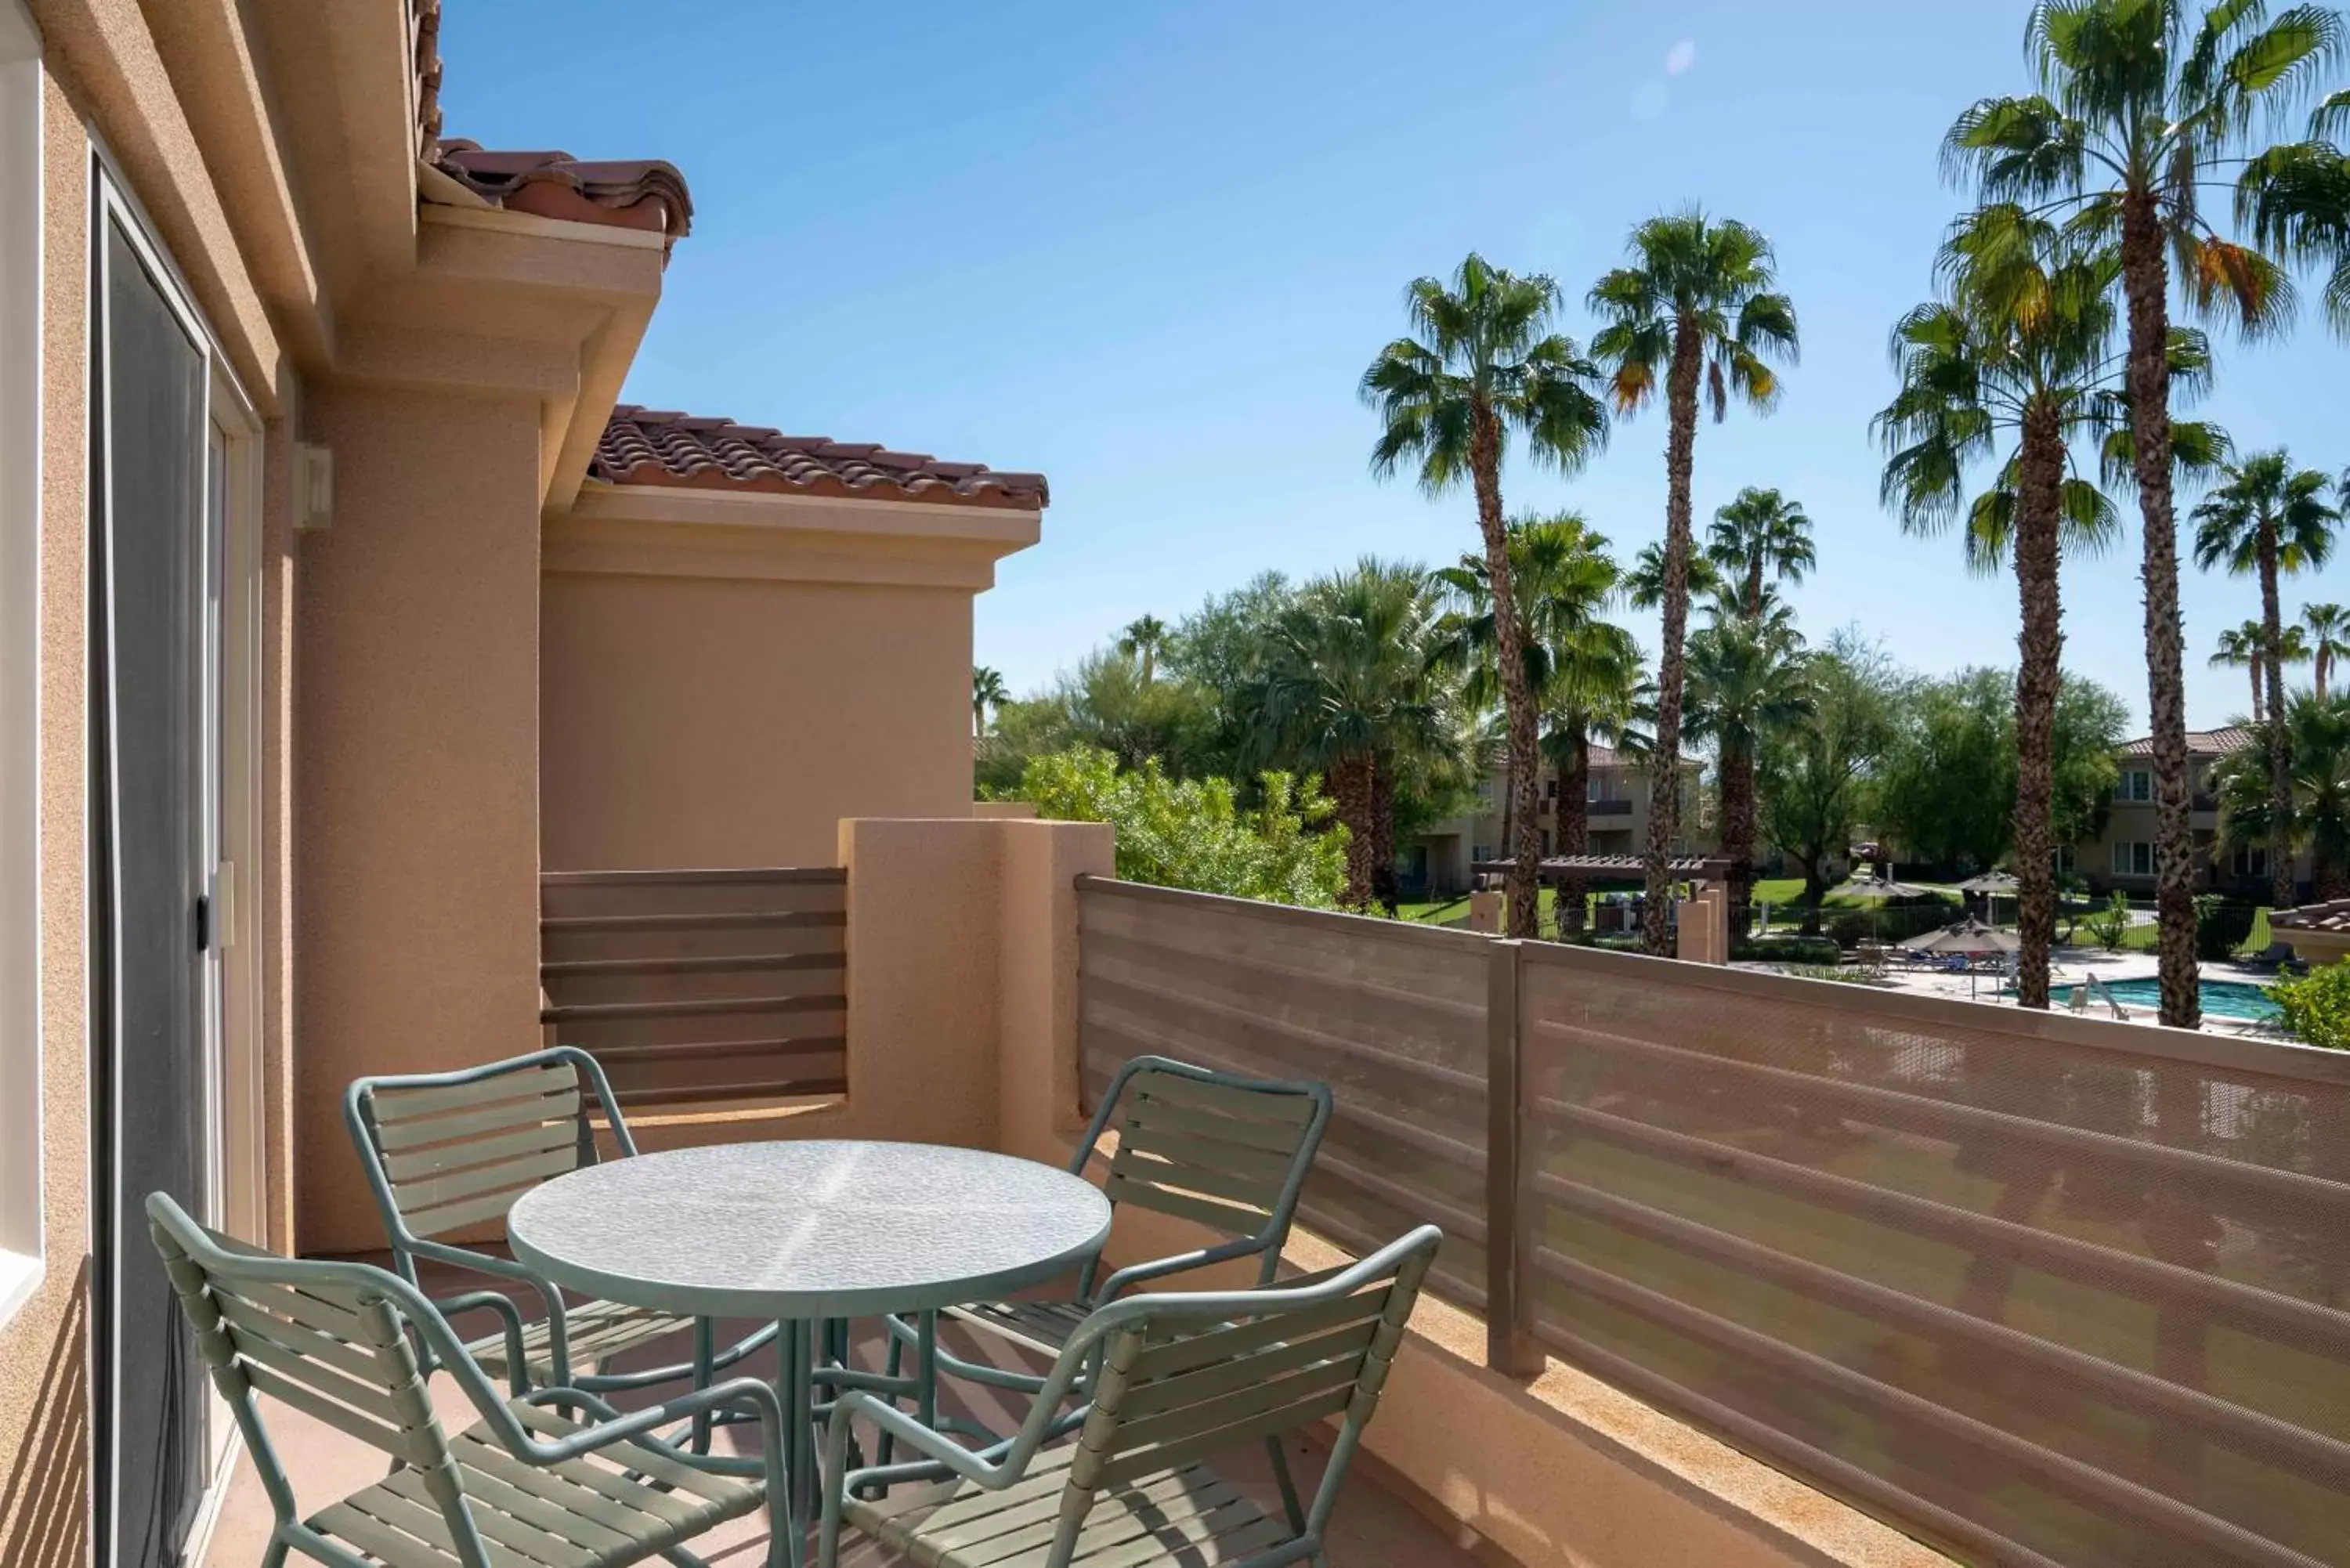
left=2067, top=727, right=2314, bottom=898
left=1402, top=746, right=1711, bottom=898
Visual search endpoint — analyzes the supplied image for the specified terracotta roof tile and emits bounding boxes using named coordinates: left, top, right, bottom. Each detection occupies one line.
left=2118, top=727, right=2256, bottom=757
left=594, top=406, right=1050, bottom=510
left=2273, top=899, right=2350, bottom=934
left=432, top=139, right=692, bottom=240
left=413, top=2, right=692, bottom=244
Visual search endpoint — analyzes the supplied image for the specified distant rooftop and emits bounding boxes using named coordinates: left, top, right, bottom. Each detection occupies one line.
left=2118, top=727, right=2254, bottom=758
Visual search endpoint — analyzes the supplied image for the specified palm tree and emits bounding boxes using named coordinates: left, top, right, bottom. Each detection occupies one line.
left=1429, top=512, right=1636, bottom=937
left=1587, top=211, right=1799, bottom=954
left=1541, top=631, right=1647, bottom=935
left=2193, top=450, right=2341, bottom=907
left=1683, top=621, right=1816, bottom=935
left=1946, top=0, right=2333, bottom=1028
left=1258, top=560, right=1450, bottom=909
left=1362, top=255, right=1611, bottom=938
left=1875, top=211, right=2134, bottom=1008
left=2214, top=690, right=2350, bottom=900
left=1117, top=614, right=1170, bottom=685
left=2306, top=602, right=2350, bottom=699
left=972, top=665, right=1008, bottom=738
left=2212, top=622, right=2271, bottom=721
left=2241, top=88, right=2350, bottom=333
left=1706, top=487, right=1816, bottom=621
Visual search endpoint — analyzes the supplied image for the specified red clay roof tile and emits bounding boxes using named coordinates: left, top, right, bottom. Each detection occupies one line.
left=2118, top=727, right=2256, bottom=758
left=413, top=2, right=692, bottom=243
left=594, top=407, right=1049, bottom=510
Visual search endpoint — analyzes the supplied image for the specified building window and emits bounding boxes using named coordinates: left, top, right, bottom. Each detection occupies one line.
left=0, top=10, right=40, bottom=1326
left=2231, top=846, right=2270, bottom=880
left=2054, top=845, right=2076, bottom=876
left=1586, top=777, right=1600, bottom=802
left=2115, top=768, right=2153, bottom=803
left=1473, top=844, right=1492, bottom=865
left=1544, top=778, right=1556, bottom=800
left=2112, top=841, right=2155, bottom=877
left=1540, top=829, right=1553, bottom=856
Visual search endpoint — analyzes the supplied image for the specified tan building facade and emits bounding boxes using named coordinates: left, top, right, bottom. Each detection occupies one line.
left=2068, top=727, right=2312, bottom=899
left=0, top=5, right=1043, bottom=1566
left=1405, top=746, right=1710, bottom=898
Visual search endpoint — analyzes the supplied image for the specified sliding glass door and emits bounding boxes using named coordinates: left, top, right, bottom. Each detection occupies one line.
left=89, top=169, right=251, bottom=1568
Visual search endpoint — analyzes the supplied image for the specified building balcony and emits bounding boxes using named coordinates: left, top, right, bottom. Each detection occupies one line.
left=1589, top=797, right=1634, bottom=816
left=186, top=816, right=2348, bottom=1568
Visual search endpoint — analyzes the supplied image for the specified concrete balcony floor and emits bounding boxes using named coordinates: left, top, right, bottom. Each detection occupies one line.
left=200, top=1257, right=1482, bottom=1568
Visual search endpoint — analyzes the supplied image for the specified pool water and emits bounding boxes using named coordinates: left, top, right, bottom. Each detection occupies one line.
left=2053, top=977, right=2282, bottom=1021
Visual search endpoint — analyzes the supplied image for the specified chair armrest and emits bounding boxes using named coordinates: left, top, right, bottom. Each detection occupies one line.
left=508, top=1378, right=783, bottom=1475
left=430, top=1289, right=527, bottom=1392
left=1096, top=1235, right=1267, bottom=1300
left=402, top=1239, right=574, bottom=1383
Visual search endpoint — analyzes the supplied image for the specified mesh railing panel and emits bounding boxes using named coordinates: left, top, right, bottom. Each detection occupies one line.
left=1519, top=945, right=2350, bottom=1568
left=1076, top=880, right=1489, bottom=1308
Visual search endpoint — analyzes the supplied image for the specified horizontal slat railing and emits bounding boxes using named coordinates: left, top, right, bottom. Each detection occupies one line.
left=1076, top=876, right=1490, bottom=1311
left=1072, top=873, right=2350, bottom=1568
left=540, top=867, right=846, bottom=1110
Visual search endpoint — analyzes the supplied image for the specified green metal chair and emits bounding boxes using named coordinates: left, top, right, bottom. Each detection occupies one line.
left=146, top=1191, right=794, bottom=1568
left=345, top=1047, right=775, bottom=1399
left=819, top=1224, right=1440, bottom=1568
left=881, top=1055, right=1334, bottom=1414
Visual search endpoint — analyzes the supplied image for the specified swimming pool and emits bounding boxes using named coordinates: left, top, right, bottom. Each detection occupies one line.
left=2054, top=977, right=2282, bottom=1021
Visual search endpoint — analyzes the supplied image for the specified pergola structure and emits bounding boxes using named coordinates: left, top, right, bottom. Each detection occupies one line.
left=1470, top=854, right=1732, bottom=885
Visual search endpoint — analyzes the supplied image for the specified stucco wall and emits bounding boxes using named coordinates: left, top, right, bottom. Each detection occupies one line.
left=540, top=573, right=976, bottom=870
left=294, top=386, right=546, bottom=1254
left=0, top=67, right=94, bottom=1568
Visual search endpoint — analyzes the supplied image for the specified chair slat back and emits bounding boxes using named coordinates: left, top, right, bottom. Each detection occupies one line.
left=149, top=1213, right=456, bottom=1475
left=1101, top=1063, right=1325, bottom=1247
left=1068, top=1239, right=1432, bottom=1498
left=356, top=1058, right=592, bottom=1240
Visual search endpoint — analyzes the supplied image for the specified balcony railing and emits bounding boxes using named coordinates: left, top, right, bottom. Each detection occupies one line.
left=539, top=867, right=848, bottom=1108
left=1074, top=875, right=2350, bottom=1568
left=1588, top=798, right=1632, bottom=816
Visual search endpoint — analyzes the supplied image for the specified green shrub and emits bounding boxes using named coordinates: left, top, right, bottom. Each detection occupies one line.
left=1014, top=746, right=1349, bottom=908
left=1824, top=901, right=1958, bottom=949
left=2270, top=965, right=2350, bottom=1050
left=2194, top=896, right=2258, bottom=962
left=1734, top=937, right=1843, bottom=965
left=1827, top=909, right=1870, bottom=949
left=2086, top=891, right=2131, bottom=952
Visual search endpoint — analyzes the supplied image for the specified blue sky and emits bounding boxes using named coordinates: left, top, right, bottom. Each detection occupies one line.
left=443, top=0, right=2348, bottom=732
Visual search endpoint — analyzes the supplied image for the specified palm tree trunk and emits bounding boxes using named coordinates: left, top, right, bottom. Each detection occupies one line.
left=2259, top=533, right=2294, bottom=909
left=1745, top=558, right=1765, bottom=621
left=1721, top=743, right=1757, bottom=939
left=1370, top=756, right=1401, bottom=916
left=1471, top=403, right=1542, bottom=940
left=2120, top=190, right=2200, bottom=1030
left=2317, top=647, right=2331, bottom=704
left=1560, top=728, right=1592, bottom=935
left=2252, top=663, right=2266, bottom=725
left=2011, top=406, right=2065, bottom=1009
left=1331, top=752, right=1377, bottom=906
left=1643, top=316, right=1705, bottom=956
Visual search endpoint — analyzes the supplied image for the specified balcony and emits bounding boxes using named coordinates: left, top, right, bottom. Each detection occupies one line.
left=1589, top=797, right=1633, bottom=816
left=197, top=816, right=2350, bottom=1568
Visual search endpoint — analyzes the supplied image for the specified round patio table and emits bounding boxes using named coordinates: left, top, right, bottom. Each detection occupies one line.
left=507, top=1140, right=1112, bottom=1552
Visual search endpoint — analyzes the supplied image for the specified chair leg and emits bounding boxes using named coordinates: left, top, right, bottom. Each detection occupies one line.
left=1267, top=1436, right=1308, bottom=1534
left=691, top=1317, right=717, bottom=1454
left=260, top=1538, right=290, bottom=1568
left=875, top=1328, right=904, bottom=1470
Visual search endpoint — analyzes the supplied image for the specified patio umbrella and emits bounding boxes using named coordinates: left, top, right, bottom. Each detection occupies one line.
left=1834, top=873, right=1933, bottom=901
left=1899, top=917, right=2021, bottom=998
left=1898, top=917, right=2019, bottom=954
left=1958, top=871, right=2020, bottom=926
